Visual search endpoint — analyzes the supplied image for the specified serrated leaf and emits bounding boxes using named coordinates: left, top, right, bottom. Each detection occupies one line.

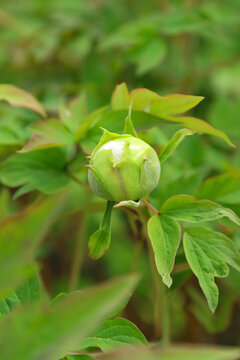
left=183, top=227, right=240, bottom=312
left=19, top=119, right=74, bottom=152
left=196, top=170, right=240, bottom=204
left=0, top=196, right=64, bottom=297
left=147, top=215, right=181, bottom=287
left=161, top=195, right=240, bottom=225
left=0, top=148, right=71, bottom=197
left=0, top=275, right=139, bottom=360
left=78, top=318, right=147, bottom=352
left=0, top=85, right=46, bottom=117
left=111, top=83, right=130, bottom=110
left=159, top=128, right=195, bottom=163
left=88, top=201, right=114, bottom=259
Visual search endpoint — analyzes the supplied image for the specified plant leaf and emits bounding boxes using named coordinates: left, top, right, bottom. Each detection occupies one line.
left=88, top=201, right=115, bottom=259
left=151, top=94, right=204, bottom=115
left=147, top=215, right=181, bottom=287
left=123, top=105, right=138, bottom=137
left=183, top=227, right=240, bottom=312
left=129, top=88, right=161, bottom=111
left=0, top=275, right=139, bottom=360
left=196, top=170, right=240, bottom=204
left=161, top=195, right=240, bottom=225
left=60, top=93, right=88, bottom=133
left=19, top=119, right=74, bottom=152
left=111, top=83, right=130, bottom=110
left=0, top=84, right=46, bottom=117
left=78, top=318, right=147, bottom=352
left=159, top=128, right=195, bottom=163
left=0, top=148, right=71, bottom=197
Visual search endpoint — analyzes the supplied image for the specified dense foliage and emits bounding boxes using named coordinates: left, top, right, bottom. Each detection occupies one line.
left=0, top=0, right=240, bottom=359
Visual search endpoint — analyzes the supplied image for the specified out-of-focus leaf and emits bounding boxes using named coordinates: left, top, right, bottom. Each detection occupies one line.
left=159, top=128, right=195, bottom=163
left=0, top=196, right=64, bottom=296
left=0, top=148, right=71, bottom=197
left=196, top=170, right=240, bottom=204
left=78, top=318, right=147, bottom=352
left=129, top=37, right=167, bottom=75
left=19, top=119, right=74, bottom=152
left=129, top=89, right=161, bottom=111
left=0, top=275, right=139, bottom=360
left=147, top=215, right=181, bottom=287
left=161, top=195, right=240, bottom=225
left=96, top=345, right=240, bottom=360
left=183, top=227, right=240, bottom=312
left=60, top=93, right=88, bottom=133
left=0, top=126, right=22, bottom=146
left=0, top=85, right=46, bottom=117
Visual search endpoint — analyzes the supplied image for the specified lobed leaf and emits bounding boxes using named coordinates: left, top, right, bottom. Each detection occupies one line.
left=183, top=227, right=240, bottom=311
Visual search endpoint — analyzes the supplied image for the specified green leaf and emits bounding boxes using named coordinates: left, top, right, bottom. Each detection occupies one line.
left=19, top=119, right=74, bottom=152
left=0, top=196, right=64, bottom=297
left=183, top=227, right=240, bottom=312
left=0, top=84, right=46, bottom=117
left=161, top=195, right=240, bottom=225
left=131, top=37, right=167, bottom=75
left=0, top=275, right=139, bottom=360
left=78, top=318, right=147, bottom=352
left=129, top=88, right=161, bottom=111
left=60, top=93, right=88, bottom=133
left=88, top=201, right=115, bottom=259
left=196, top=170, right=240, bottom=204
left=151, top=94, right=204, bottom=115
left=123, top=105, right=138, bottom=137
left=0, top=148, right=71, bottom=197
left=147, top=215, right=181, bottom=287
left=111, top=83, right=130, bottom=110
left=159, top=128, right=195, bottom=163
left=0, top=126, right=22, bottom=146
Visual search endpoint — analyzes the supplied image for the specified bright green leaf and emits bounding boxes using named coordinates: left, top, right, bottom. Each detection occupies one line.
left=159, top=128, right=195, bottom=163
left=183, top=227, right=240, bottom=312
left=147, top=215, right=181, bottom=287
left=111, top=83, right=130, bottom=110
left=151, top=94, right=204, bottom=115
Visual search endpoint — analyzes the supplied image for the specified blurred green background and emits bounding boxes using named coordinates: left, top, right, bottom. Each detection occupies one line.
left=0, top=0, right=240, bottom=346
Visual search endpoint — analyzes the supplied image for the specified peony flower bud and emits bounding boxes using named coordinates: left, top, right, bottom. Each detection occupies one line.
left=88, top=130, right=160, bottom=202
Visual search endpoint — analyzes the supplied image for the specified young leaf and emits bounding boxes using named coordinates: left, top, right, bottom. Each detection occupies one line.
left=196, top=169, right=240, bottom=204
left=111, top=83, right=130, bottom=110
left=129, top=88, right=161, bottom=111
left=161, top=195, right=240, bottom=225
left=159, top=128, right=195, bottom=163
left=0, top=148, right=71, bottom=197
left=151, top=94, right=204, bottom=115
left=78, top=318, right=147, bottom=352
left=123, top=105, right=138, bottom=137
left=0, top=275, right=139, bottom=360
left=88, top=201, right=115, bottom=259
left=60, top=93, right=88, bottom=133
left=19, top=119, right=74, bottom=152
left=183, top=227, right=240, bottom=312
left=147, top=215, right=181, bottom=287
left=0, top=84, right=46, bottom=117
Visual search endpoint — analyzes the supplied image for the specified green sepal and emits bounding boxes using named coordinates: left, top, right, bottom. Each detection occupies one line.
left=123, top=104, right=138, bottom=137
left=88, top=201, right=115, bottom=259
